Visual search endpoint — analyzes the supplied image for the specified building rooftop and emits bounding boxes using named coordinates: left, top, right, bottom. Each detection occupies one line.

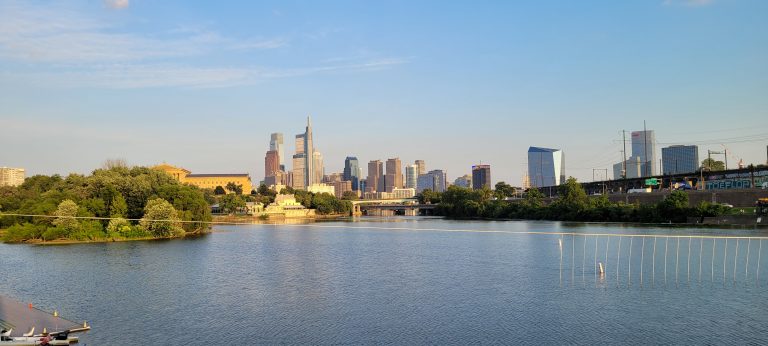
left=528, top=146, right=561, bottom=153
left=186, top=174, right=249, bottom=178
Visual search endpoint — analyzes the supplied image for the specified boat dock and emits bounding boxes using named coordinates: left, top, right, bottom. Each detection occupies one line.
left=0, top=295, right=89, bottom=339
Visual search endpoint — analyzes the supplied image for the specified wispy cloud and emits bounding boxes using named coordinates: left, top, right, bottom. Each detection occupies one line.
left=2, top=58, right=408, bottom=89
left=663, top=0, right=714, bottom=7
left=0, top=2, right=285, bottom=64
left=0, top=1, right=406, bottom=89
left=105, top=0, right=130, bottom=10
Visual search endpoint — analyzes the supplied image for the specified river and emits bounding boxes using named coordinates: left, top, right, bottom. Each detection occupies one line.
left=1, top=218, right=767, bottom=345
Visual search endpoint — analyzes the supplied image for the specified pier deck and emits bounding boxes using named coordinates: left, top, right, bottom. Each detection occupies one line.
left=0, top=295, right=89, bottom=337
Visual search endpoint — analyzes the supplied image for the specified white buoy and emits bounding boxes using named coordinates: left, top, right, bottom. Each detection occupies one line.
left=598, top=262, right=605, bottom=275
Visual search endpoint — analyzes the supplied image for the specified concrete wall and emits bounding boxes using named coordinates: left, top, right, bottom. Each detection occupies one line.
left=604, top=189, right=768, bottom=207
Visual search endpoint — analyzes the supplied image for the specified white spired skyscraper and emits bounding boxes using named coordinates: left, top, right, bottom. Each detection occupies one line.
left=291, top=117, right=316, bottom=190
left=527, top=147, right=565, bottom=188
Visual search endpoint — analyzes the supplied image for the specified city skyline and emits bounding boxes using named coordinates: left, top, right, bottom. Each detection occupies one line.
left=1, top=0, right=767, bottom=185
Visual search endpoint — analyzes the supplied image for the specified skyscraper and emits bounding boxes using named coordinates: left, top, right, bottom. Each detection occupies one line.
left=472, top=164, right=491, bottom=190
left=385, top=158, right=403, bottom=193
left=405, top=164, right=418, bottom=189
left=291, top=117, right=316, bottom=190
left=367, top=160, right=384, bottom=193
left=417, top=169, right=446, bottom=193
left=415, top=160, right=426, bottom=175
left=631, top=130, right=656, bottom=177
left=265, top=150, right=280, bottom=179
left=662, top=145, right=699, bottom=175
left=344, top=157, right=361, bottom=191
left=313, top=151, right=324, bottom=185
left=270, top=133, right=285, bottom=171
left=527, top=147, right=565, bottom=187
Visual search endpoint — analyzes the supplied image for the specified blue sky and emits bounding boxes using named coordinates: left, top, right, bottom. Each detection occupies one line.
left=1, top=0, right=766, bottom=185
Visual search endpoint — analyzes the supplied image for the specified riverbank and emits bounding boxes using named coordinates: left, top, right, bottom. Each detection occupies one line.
left=212, top=213, right=351, bottom=224
left=0, top=229, right=209, bottom=245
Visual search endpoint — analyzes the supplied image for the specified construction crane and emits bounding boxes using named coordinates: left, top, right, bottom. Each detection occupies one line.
left=721, top=144, right=744, bottom=169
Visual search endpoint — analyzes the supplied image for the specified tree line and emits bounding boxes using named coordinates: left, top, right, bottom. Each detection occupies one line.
left=420, top=178, right=731, bottom=223
left=0, top=165, right=211, bottom=242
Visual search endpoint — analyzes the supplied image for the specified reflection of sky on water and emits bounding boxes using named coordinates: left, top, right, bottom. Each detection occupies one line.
left=0, top=219, right=766, bottom=344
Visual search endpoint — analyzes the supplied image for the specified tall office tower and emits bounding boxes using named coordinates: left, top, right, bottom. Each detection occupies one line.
left=367, top=160, right=384, bottom=192
left=662, top=145, right=699, bottom=175
left=415, top=160, right=426, bottom=175
left=313, top=151, right=324, bottom=185
left=631, top=130, right=656, bottom=177
left=453, top=174, right=472, bottom=188
left=265, top=150, right=280, bottom=178
left=344, top=157, right=361, bottom=191
left=417, top=169, right=447, bottom=193
left=405, top=164, right=418, bottom=189
left=385, top=158, right=403, bottom=192
left=292, top=154, right=306, bottom=190
left=270, top=133, right=285, bottom=171
left=472, top=164, right=492, bottom=190
left=292, top=117, right=316, bottom=189
left=527, top=147, right=565, bottom=188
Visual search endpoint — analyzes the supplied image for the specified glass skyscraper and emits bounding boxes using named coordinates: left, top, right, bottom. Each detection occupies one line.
left=344, top=156, right=361, bottom=191
left=527, top=147, right=565, bottom=188
left=662, top=145, right=699, bottom=175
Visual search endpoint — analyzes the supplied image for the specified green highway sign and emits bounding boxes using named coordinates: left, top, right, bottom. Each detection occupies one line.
left=645, top=178, right=659, bottom=186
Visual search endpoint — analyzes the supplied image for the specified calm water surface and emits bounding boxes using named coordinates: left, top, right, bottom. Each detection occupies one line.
left=1, top=218, right=767, bottom=345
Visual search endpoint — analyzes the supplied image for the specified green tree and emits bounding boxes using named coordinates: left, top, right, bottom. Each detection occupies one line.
left=220, top=193, right=246, bottom=214
left=494, top=181, right=516, bottom=200
left=556, top=177, right=588, bottom=209
left=214, top=186, right=226, bottom=195
left=701, top=158, right=725, bottom=171
left=524, top=188, right=544, bottom=207
left=139, top=198, right=184, bottom=237
left=52, top=199, right=79, bottom=231
left=225, top=182, right=243, bottom=195
left=110, top=193, right=128, bottom=218
left=341, top=191, right=359, bottom=200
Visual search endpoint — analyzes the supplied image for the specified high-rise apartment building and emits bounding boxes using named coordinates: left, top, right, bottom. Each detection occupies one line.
left=385, top=158, right=403, bottom=193
left=0, top=167, right=25, bottom=187
left=417, top=169, right=446, bottom=193
left=415, top=160, right=426, bottom=175
left=367, top=160, right=384, bottom=193
left=472, top=164, right=491, bottom=190
left=527, top=147, right=565, bottom=187
left=270, top=133, right=285, bottom=171
left=405, top=164, right=418, bottom=189
left=662, top=145, right=699, bottom=175
left=344, top=157, right=361, bottom=191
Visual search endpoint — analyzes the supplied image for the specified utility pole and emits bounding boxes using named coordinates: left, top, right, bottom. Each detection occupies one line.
left=622, top=130, right=627, bottom=192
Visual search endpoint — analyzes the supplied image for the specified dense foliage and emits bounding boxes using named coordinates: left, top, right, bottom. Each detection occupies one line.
left=426, top=177, right=731, bottom=223
left=0, top=166, right=211, bottom=242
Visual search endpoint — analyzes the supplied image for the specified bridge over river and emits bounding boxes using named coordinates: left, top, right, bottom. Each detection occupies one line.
left=350, top=198, right=437, bottom=216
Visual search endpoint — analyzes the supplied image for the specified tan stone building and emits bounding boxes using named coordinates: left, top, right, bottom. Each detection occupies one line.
left=0, top=167, right=26, bottom=187
left=153, top=163, right=252, bottom=193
